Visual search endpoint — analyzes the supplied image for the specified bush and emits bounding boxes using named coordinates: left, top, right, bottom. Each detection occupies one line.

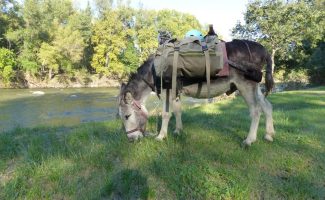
left=274, top=68, right=309, bottom=84
left=0, top=48, right=17, bottom=84
left=308, top=42, right=325, bottom=85
left=273, top=69, right=310, bottom=91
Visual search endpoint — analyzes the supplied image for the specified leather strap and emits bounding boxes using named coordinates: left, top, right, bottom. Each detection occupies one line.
left=165, top=89, right=170, bottom=113
left=126, top=127, right=145, bottom=134
left=172, top=46, right=179, bottom=100
left=202, top=42, right=211, bottom=99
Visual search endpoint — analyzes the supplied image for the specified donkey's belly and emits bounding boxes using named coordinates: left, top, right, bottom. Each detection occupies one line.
left=182, top=79, right=231, bottom=99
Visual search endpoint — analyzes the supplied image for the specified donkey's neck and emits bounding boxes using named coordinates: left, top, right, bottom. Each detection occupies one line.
left=126, top=55, right=155, bottom=104
left=127, top=73, right=154, bottom=104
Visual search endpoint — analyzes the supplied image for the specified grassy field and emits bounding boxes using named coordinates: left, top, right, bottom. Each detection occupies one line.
left=1, top=87, right=325, bottom=199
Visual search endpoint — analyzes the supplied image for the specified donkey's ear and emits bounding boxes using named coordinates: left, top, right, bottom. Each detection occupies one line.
left=124, top=92, right=133, bottom=104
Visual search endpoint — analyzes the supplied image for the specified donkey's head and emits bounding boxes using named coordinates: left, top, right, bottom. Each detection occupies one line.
left=118, top=83, right=149, bottom=141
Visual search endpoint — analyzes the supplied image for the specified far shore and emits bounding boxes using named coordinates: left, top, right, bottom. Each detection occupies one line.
left=0, top=74, right=121, bottom=89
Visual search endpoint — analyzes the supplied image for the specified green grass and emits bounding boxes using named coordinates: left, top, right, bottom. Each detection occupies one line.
left=1, top=86, right=325, bottom=199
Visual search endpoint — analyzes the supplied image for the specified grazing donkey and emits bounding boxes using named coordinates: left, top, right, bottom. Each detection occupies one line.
left=118, top=39, right=275, bottom=146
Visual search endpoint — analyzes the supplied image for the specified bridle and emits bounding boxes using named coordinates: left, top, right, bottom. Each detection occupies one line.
left=124, top=99, right=148, bottom=135
left=121, top=70, right=156, bottom=135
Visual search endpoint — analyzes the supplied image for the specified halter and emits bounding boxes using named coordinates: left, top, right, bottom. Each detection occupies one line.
left=131, top=100, right=148, bottom=120
left=125, top=100, right=148, bottom=135
left=121, top=74, right=155, bottom=135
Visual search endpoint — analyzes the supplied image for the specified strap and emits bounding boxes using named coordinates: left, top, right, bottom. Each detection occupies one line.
left=172, top=46, right=179, bottom=100
left=195, top=82, right=203, bottom=98
left=202, top=42, right=211, bottom=99
left=126, top=127, right=145, bottom=134
left=165, top=89, right=170, bottom=113
left=244, top=41, right=252, bottom=62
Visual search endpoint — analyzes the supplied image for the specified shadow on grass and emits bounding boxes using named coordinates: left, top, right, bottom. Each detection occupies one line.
left=102, top=169, right=149, bottom=199
left=0, top=121, right=134, bottom=199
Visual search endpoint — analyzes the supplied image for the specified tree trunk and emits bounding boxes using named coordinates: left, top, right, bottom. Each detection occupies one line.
left=105, top=52, right=110, bottom=68
left=49, top=68, right=52, bottom=80
left=271, top=49, right=276, bottom=73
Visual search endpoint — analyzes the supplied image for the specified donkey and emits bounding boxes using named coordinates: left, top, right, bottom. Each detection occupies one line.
left=118, top=39, right=275, bottom=146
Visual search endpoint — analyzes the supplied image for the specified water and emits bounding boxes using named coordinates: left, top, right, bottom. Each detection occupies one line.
left=0, top=88, right=209, bottom=133
left=0, top=88, right=120, bottom=132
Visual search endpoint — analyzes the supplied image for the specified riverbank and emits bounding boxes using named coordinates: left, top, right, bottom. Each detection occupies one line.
left=1, top=87, right=324, bottom=199
left=0, top=73, right=120, bottom=89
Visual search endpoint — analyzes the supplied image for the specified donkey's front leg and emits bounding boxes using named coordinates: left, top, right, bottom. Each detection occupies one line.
left=156, top=99, right=171, bottom=141
left=173, top=97, right=183, bottom=135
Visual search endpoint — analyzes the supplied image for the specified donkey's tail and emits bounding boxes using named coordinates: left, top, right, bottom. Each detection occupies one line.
left=265, top=53, right=274, bottom=96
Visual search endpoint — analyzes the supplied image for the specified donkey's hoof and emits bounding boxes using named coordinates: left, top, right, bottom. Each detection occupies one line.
left=155, top=135, right=166, bottom=141
left=173, top=129, right=181, bottom=135
left=242, top=138, right=255, bottom=147
left=264, top=134, right=274, bottom=142
left=241, top=141, right=251, bottom=148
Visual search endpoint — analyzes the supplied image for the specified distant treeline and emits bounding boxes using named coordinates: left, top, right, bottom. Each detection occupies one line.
left=0, top=0, right=324, bottom=87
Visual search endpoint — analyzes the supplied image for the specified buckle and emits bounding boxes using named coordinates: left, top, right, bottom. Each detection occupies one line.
left=174, top=46, right=180, bottom=51
left=202, top=45, right=208, bottom=51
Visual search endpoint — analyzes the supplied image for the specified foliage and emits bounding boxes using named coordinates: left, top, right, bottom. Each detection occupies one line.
left=91, top=9, right=129, bottom=78
left=1, top=0, right=324, bottom=86
left=308, top=42, right=325, bottom=84
left=0, top=47, right=16, bottom=83
left=0, top=0, right=22, bottom=49
left=232, top=0, right=325, bottom=78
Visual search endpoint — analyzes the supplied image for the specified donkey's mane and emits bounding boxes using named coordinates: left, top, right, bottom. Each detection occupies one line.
left=127, top=55, right=154, bottom=85
left=123, top=55, right=155, bottom=99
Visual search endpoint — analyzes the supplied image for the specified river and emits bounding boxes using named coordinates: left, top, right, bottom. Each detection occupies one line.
left=0, top=88, right=209, bottom=133
left=0, top=88, right=121, bottom=133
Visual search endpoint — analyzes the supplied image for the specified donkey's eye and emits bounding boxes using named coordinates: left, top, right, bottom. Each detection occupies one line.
left=125, top=114, right=131, bottom=120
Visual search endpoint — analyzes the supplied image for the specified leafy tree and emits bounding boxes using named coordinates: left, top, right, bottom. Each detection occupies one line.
left=232, top=0, right=324, bottom=76
left=308, top=42, right=325, bottom=84
left=68, top=3, right=93, bottom=70
left=0, top=0, right=21, bottom=49
left=38, top=42, right=60, bottom=79
left=38, top=26, right=86, bottom=79
left=91, top=9, right=128, bottom=78
left=156, top=10, right=202, bottom=38
left=1, top=0, right=208, bottom=85
left=133, top=9, right=157, bottom=62
left=0, top=47, right=16, bottom=83
left=120, top=42, right=139, bottom=74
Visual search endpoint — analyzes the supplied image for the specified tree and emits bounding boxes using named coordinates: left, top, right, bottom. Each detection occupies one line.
left=232, top=0, right=324, bottom=75
left=68, top=3, right=93, bottom=70
left=38, top=42, right=60, bottom=79
left=91, top=9, right=128, bottom=78
left=0, top=0, right=21, bottom=49
left=38, top=25, right=86, bottom=79
left=156, top=10, right=202, bottom=38
left=0, top=47, right=16, bottom=84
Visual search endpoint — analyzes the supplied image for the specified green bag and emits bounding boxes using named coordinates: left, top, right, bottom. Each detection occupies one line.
left=154, top=36, right=223, bottom=79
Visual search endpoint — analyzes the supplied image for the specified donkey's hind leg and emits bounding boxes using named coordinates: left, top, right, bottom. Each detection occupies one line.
left=236, top=82, right=261, bottom=146
left=256, top=87, right=275, bottom=142
left=156, top=92, right=171, bottom=141
left=172, top=97, right=183, bottom=135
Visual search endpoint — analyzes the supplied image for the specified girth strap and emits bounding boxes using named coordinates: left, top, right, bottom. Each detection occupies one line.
left=172, top=46, right=179, bottom=100
left=202, top=42, right=211, bottom=99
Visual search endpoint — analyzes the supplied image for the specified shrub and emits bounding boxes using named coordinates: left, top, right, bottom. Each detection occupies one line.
left=0, top=48, right=17, bottom=84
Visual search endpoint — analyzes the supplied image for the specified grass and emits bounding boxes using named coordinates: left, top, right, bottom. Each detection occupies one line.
left=1, top=86, right=325, bottom=199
